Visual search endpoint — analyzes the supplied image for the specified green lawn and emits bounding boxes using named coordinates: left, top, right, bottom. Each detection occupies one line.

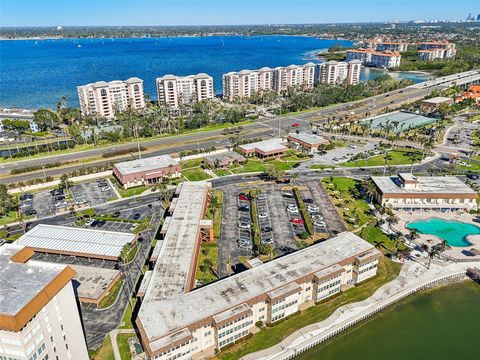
left=214, top=169, right=232, bottom=177
left=183, top=168, right=212, bottom=181
left=180, top=158, right=204, bottom=169
left=117, top=185, right=149, bottom=198
left=119, top=299, right=137, bottom=329
left=196, top=242, right=219, bottom=285
left=310, top=164, right=334, bottom=170
left=359, top=225, right=406, bottom=254
left=206, top=190, right=223, bottom=239
left=322, top=177, right=374, bottom=229
left=116, top=334, right=134, bottom=360
left=216, top=257, right=402, bottom=360
left=91, top=336, right=115, bottom=360
left=98, top=279, right=123, bottom=309
left=340, top=148, right=424, bottom=167
left=0, top=211, right=18, bottom=226
left=231, top=159, right=267, bottom=174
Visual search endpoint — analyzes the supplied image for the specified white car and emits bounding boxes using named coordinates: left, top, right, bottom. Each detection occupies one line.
left=287, top=207, right=299, bottom=214
left=258, top=213, right=269, bottom=219
left=308, top=205, right=320, bottom=213
left=257, top=194, right=267, bottom=200
left=314, top=221, right=326, bottom=227
left=238, top=223, right=251, bottom=229
left=130, top=223, right=139, bottom=231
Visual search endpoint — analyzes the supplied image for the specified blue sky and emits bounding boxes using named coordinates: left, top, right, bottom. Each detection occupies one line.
left=0, top=0, right=477, bottom=27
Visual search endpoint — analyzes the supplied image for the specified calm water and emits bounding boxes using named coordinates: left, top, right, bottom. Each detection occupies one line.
left=0, top=36, right=433, bottom=109
left=407, top=218, right=480, bottom=247
left=296, top=282, right=480, bottom=360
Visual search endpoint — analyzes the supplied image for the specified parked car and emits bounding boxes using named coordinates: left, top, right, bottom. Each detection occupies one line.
left=287, top=207, right=299, bottom=214
left=50, top=189, right=64, bottom=196
left=261, top=226, right=272, bottom=232
left=282, top=192, right=294, bottom=198
left=133, top=213, right=141, bottom=220
left=258, top=212, right=269, bottom=219
left=98, top=182, right=108, bottom=188
left=23, top=209, right=37, bottom=216
left=238, top=194, right=249, bottom=201
left=307, top=205, right=320, bottom=213
left=290, top=218, right=304, bottom=225
left=303, top=198, right=314, bottom=204
left=19, top=193, right=34, bottom=201
left=113, top=211, right=121, bottom=217
left=257, top=194, right=267, bottom=200
left=238, top=223, right=251, bottom=229
left=75, top=197, right=87, bottom=205
left=238, top=205, right=250, bottom=212
left=130, top=223, right=139, bottom=231
left=55, top=201, right=67, bottom=209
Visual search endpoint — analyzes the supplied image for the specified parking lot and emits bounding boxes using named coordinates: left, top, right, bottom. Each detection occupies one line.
left=18, top=188, right=72, bottom=219
left=83, top=219, right=137, bottom=233
left=217, top=180, right=344, bottom=277
left=70, top=178, right=118, bottom=207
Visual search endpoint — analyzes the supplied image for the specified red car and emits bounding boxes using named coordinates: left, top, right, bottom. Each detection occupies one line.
left=292, top=123, right=300, bottom=127
left=239, top=195, right=249, bottom=201
left=290, top=218, right=304, bottom=224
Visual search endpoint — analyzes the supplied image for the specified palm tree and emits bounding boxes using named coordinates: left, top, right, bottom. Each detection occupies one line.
left=408, top=228, right=419, bottom=241
left=383, top=151, right=392, bottom=176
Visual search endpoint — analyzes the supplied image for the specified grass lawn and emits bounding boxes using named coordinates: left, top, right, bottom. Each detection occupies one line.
left=359, top=225, right=406, bottom=254
left=117, top=334, right=134, bottom=360
left=183, top=168, right=212, bottom=181
left=117, top=185, right=149, bottom=198
left=119, top=299, right=137, bottom=329
left=98, top=279, right=123, bottom=309
left=340, top=148, right=424, bottom=167
left=215, top=257, right=402, bottom=360
left=0, top=210, right=18, bottom=226
left=214, top=169, right=232, bottom=177
left=91, top=336, right=115, bottom=360
left=196, top=242, right=218, bottom=285
left=206, top=190, right=223, bottom=239
left=231, top=159, right=267, bottom=174
left=310, top=164, right=334, bottom=170
left=322, top=177, right=374, bottom=229
left=180, top=158, right=204, bottom=169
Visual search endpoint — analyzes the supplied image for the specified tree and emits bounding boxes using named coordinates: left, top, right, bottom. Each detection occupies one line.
left=408, top=228, right=419, bottom=241
left=264, top=164, right=284, bottom=180
left=33, top=109, right=60, bottom=131
left=59, top=174, right=73, bottom=190
left=0, top=184, right=16, bottom=217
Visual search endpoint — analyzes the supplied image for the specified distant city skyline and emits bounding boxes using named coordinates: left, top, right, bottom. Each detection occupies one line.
left=0, top=0, right=478, bottom=27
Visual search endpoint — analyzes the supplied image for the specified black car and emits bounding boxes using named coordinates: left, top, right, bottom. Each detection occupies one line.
left=98, top=182, right=108, bottom=187
left=54, top=195, right=65, bottom=201
left=261, top=226, right=272, bottom=232
left=50, top=189, right=64, bottom=196
left=113, top=211, right=121, bottom=217
left=24, top=209, right=37, bottom=216
left=238, top=205, right=250, bottom=212
left=97, top=220, right=107, bottom=227
left=133, top=213, right=141, bottom=220
left=19, top=193, right=34, bottom=201
left=303, top=198, right=314, bottom=204
left=467, top=173, right=479, bottom=180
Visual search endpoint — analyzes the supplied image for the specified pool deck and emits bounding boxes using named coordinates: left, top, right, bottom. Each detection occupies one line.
left=393, top=211, right=480, bottom=260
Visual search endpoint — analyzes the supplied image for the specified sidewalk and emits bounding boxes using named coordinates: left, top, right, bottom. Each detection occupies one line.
left=109, top=329, right=136, bottom=360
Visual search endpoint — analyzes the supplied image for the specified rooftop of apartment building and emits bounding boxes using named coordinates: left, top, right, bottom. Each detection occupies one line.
left=348, top=48, right=401, bottom=56
left=371, top=174, right=477, bottom=195
left=114, top=154, right=179, bottom=175
left=157, top=73, right=212, bottom=81
left=0, top=244, right=75, bottom=330
left=79, top=77, right=143, bottom=89
left=137, top=231, right=378, bottom=349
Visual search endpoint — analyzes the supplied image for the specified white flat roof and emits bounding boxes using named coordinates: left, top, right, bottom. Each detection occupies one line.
left=0, top=244, right=68, bottom=317
left=69, top=264, right=120, bottom=300
left=17, top=224, right=136, bottom=259
left=142, top=181, right=209, bottom=301
left=288, top=132, right=328, bottom=145
left=371, top=175, right=476, bottom=195
left=114, top=155, right=178, bottom=176
left=138, top=232, right=378, bottom=347
left=422, top=96, right=453, bottom=104
left=239, top=138, right=287, bottom=153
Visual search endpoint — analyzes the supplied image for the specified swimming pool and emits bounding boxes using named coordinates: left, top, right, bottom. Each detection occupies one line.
left=406, top=218, right=480, bottom=247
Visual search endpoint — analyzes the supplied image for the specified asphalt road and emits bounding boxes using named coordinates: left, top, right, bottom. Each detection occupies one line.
left=2, top=70, right=478, bottom=183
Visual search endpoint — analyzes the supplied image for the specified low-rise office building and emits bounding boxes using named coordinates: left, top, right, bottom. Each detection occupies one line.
left=346, top=49, right=401, bottom=68
left=136, top=230, right=381, bottom=360
left=421, top=96, right=454, bottom=110
left=204, top=151, right=246, bottom=168
left=77, top=77, right=145, bottom=118
left=0, top=245, right=89, bottom=360
left=317, top=60, right=361, bottom=85
left=156, top=73, right=214, bottom=107
left=287, top=132, right=329, bottom=154
left=371, top=173, right=477, bottom=211
left=238, top=138, right=288, bottom=158
left=16, top=224, right=137, bottom=261
left=113, top=154, right=181, bottom=189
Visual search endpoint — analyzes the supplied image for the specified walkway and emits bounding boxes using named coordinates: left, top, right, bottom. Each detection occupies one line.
left=109, top=329, right=136, bottom=360
left=241, top=259, right=480, bottom=360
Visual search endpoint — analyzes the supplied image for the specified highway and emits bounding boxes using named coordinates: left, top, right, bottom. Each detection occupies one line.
left=1, top=69, right=478, bottom=183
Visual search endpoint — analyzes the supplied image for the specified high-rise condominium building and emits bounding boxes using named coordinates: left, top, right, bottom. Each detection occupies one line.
left=318, top=60, right=362, bottom=85
left=77, top=77, right=145, bottom=118
left=363, top=39, right=409, bottom=52
left=0, top=245, right=89, bottom=360
left=346, top=49, right=401, bottom=68
left=156, top=73, right=214, bottom=108
left=417, top=42, right=456, bottom=60
left=222, top=63, right=316, bottom=100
